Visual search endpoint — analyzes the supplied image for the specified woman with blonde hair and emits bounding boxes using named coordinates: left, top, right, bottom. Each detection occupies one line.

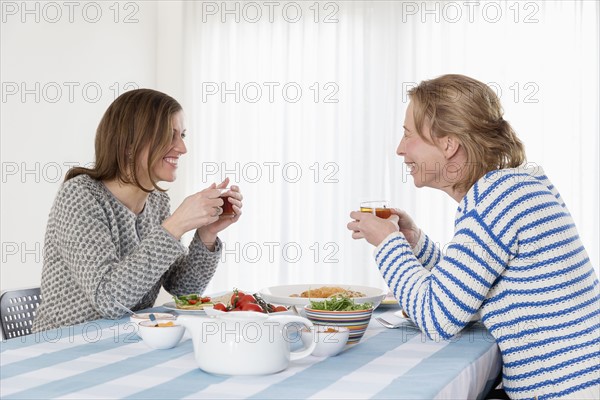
left=33, top=89, right=243, bottom=331
left=348, top=74, right=599, bottom=399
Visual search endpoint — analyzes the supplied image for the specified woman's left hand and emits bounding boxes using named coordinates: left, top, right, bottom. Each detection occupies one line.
left=197, top=178, right=243, bottom=248
left=347, top=210, right=400, bottom=247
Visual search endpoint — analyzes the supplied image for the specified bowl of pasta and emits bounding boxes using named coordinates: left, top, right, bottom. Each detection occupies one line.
left=258, top=284, right=386, bottom=310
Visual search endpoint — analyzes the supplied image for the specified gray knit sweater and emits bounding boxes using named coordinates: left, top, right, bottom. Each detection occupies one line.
left=33, top=174, right=222, bottom=332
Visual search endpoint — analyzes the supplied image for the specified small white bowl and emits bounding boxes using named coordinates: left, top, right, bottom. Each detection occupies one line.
left=301, top=326, right=350, bottom=357
left=137, top=320, right=185, bottom=350
left=130, top=312, right=175, bottom=324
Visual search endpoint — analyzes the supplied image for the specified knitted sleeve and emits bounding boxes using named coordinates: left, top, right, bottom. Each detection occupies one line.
left=161, top=230, right=222, bottom=296
left=53, top=181, right=190, bottom=319
left=411, top=232, right=441, bottom=271
left=374, top=175, right=538, bottom=339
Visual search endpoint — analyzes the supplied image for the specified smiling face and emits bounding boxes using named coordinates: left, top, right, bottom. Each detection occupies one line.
left=137, top=111, right=187, bottom=188
left=397, top=102, right=449, bottom=190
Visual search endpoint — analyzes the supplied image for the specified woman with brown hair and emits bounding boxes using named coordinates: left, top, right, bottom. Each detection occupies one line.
left=33, top=89, right=243, bottom=331
left=348, top=75, right=599, bottom=399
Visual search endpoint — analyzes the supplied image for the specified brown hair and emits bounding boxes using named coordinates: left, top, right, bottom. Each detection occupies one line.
left=65, top=89, right=182, bottom=192
left=407, top=74, right=526, bottom=192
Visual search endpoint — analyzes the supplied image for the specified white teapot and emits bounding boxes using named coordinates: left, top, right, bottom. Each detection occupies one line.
left=178, top=312, right=317, bottom=375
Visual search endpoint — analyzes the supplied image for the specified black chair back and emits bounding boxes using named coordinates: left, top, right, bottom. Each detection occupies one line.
left=0, top=287, right=42, bottom=339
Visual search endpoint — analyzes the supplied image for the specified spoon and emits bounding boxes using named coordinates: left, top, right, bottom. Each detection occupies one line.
left=113, top=296, right=160, bottom=326
left=113, top=298, right=135, bottom=315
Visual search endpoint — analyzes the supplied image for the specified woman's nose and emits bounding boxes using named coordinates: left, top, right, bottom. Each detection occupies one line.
left=175, top=135, right=187, bottom=154
left=396, top=140, right=405, bottom=156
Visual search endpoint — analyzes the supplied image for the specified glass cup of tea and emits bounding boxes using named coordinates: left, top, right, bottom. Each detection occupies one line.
left=219, top=188, right=235, bottom=216
left=360, top=201, right=392, bottom=219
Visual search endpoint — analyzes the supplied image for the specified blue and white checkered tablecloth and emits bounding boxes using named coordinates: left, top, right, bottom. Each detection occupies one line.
left=0, top=308, right=501, bottom=399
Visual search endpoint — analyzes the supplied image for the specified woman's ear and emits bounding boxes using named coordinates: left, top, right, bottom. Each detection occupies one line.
left=443, top=136, right=461, bottom=159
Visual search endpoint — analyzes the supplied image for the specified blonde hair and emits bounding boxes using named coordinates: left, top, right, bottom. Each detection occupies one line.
left=408, top=74, right=526, bottom=192
left=65, top=89, right=182, bottom=192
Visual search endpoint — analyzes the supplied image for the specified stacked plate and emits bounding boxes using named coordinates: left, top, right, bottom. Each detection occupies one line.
left=304, top=306, right=374, bottom=344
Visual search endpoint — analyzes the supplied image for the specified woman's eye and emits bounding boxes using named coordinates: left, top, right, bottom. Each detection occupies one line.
left=173, top=132, right=186, bottom=141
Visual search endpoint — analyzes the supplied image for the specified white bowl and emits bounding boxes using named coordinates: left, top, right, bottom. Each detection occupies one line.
left=130, top=312, right=176, bottom=324
left=259, top=284, right=387, bottom=309
left=301, top=326, right=350, bottom=357
left=137, top=320, right=185, bottom=350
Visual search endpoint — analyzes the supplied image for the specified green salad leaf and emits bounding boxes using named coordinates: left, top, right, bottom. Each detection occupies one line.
left=308, top=294, right=372, bottom=311
left=174, top=294, right=199, bottom=306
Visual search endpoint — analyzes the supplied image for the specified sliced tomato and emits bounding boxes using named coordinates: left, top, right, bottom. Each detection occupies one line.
left=272, top=305, right=288, bottom=313
left=213, top=303, right=228, bottom=312
left=188, top=299, right=198, bottom=305
left=200, top=296, right=211, bottom=303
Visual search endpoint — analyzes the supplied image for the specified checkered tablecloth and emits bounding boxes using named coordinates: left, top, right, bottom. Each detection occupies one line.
left=0, top=308, right=501, bottom=399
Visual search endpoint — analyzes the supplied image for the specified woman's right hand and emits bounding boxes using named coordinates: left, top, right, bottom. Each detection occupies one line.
left=390, top=208, right=421, bottom=248
left=162, top=184, right=223, bottom=240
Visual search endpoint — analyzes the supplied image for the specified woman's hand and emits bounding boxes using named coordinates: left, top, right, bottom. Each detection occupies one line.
left=347, top=208, right=421, bottom=248
left=196, top=178, right=243, bottom=249
left=390, top=208, right=421, bottom=248
left=347, top=211, right=400, bottom=247
left=162, top=179, right=239, bottom=242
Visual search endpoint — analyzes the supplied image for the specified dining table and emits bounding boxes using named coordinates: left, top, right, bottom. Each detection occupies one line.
left=0, top=306, right=501, bottom=399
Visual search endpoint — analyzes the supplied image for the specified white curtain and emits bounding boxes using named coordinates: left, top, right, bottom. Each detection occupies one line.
left=163, top=0, right=599, bottom=294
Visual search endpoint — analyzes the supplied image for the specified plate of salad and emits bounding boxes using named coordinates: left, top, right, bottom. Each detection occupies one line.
left=163, top=294, right=214, bottom=313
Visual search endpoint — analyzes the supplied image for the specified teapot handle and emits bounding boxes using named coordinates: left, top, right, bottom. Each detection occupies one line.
left=268, top=314, right=317, bottom=361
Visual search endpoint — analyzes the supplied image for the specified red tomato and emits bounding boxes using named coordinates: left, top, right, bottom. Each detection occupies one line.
left=241, top=303, right=264, bottom=313
left=200, top=297, right=211, bottom=303
left=237, top=294, right=257, bottom=307
left=213, top=303, right=228, bottom=312
left=230, top=290, right=246, bottom=307
left=272, top=305, right=288, bottom=313
left=188, top=299, right=198, bottom=305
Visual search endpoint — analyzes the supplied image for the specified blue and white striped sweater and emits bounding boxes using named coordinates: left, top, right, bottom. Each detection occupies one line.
left=375, top=167, right=600, bottom=400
